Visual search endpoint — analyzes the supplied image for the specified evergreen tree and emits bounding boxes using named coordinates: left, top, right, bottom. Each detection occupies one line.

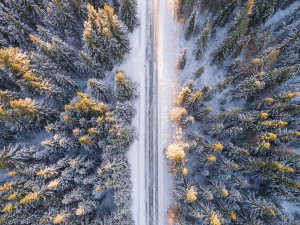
left=87, top=78, right=111, bottom=102
left=0, top=97, right=56, bottom=131
left=177, top=48, right=187, bottom=70
left=83, top=3, right=112, bottom=71
left=185, top=10, right=196, bottom=40
left=194, top=24, right=211, bottom=60
left=115, top=70, right=137, bottom=101
left=119, top=0, right=139, bottom=32
left=1, top=10, right=33, bottom=48
left=0, top=47, right=66, bottom=100
left=82, top=3, right=130, bottom=70
left=213, top=0, right=238, bottom=27
left=5, top=0, right=41, bottom=25
left=250, top=0, right=276, bottom=26
left=29, top=34, right=82, bottom=74
left=174, top=0, right=184, bottom=20
left=194, top=66, right=205, bottom=80
left=213, top=0, right=254, bottom=63
left=103, top=3, right=130, bottom=63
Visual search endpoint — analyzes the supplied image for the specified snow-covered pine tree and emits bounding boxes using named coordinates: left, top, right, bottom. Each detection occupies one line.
left=194, top=23, right=211, bottom=60
left=0, top=47, right=66, bottom=100
left=1, top=97, right=57, bottom=131
left=82, top=3, right=130, bottom=70
left=185, top=10, right=196, bottom=40
left=177, top=48, right=187, bottom=70
left=82, top=3, right=112, bottom=71
left=119, top=0, right=139, bottom=32
left=0, top=9, right=33, bottom=49
left=250, top=0, right=275, bottom=26
left=115, top=70, right=137, bottom=101
left=213, top=0, right=238, bottom=27
left=103, top=3, right=130, bottom=63
left=29, top=34, right=82, bottom=75
left=174, top=0, right=184, bottom=20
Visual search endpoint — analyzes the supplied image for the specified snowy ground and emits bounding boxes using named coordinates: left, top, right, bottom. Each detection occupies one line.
left=156, top=0, right=183, bottom=224
left=119, top=0, right=147, bottom=223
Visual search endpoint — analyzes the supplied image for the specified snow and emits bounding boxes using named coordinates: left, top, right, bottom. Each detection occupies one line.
left=282, top=201, right=300, bottom=218
left=180, top=26, right=227, bottom=88
left=119, top=0, right=147, bottom=224
left=18, top=130, right=50, bottom=147
left=98, top=190, right=116, bottom=211
left=156, top=0, right=183, bottom=224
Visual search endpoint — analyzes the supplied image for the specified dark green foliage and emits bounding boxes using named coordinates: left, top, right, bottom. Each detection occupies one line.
left=177, top=48, right=187, bottom=70
left=185, top=11, right=196, bottom=40
left=194, top=66, right=205, bottom=80
left=194, top=24, right=211, bottom=60
left=174, top=0, right=195, bottom=20
left=174, top=0, right=185, bottom=20
left=213, top=0, right=238, bottom=27
left=201, top=0, right=230, bottom=14
left=250, top=0, right=276, bottom=26
left=115, top=70, right=138, bottom=101
left=212, top=0, right=253, bottom=63
left=119, top=0, right=139, bottom=32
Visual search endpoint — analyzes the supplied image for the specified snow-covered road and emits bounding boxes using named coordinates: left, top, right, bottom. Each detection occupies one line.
left=122, top=0, right=182, bottom=224
left=156, top=0, right=183, bottom=224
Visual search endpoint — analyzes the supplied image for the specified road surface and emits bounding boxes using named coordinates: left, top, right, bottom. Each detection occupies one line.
left=124, top=0, right=183, bottom=224
left=147, top=0, right=182, bottom=223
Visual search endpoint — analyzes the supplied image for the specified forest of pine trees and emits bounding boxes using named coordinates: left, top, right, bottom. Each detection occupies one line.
left=169, top=0, right=300, bottom=224
left=0, top=0, right=138, bottom=224
left=1, top=0, right=300, bottom=224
